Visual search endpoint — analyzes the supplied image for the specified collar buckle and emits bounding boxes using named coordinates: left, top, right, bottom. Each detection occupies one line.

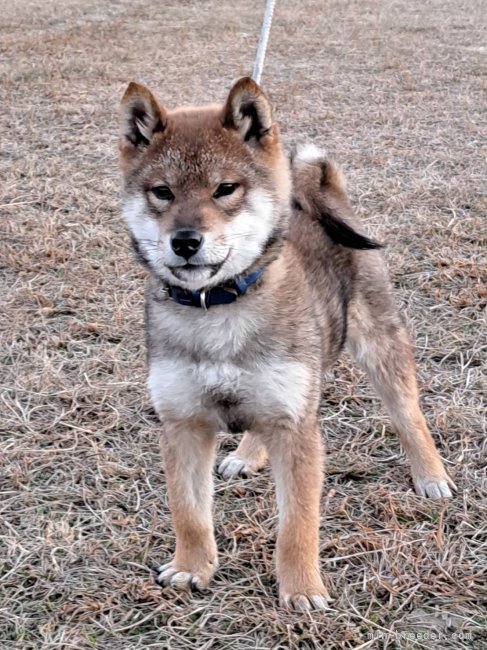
left=199, top=290, right=208, bottom=310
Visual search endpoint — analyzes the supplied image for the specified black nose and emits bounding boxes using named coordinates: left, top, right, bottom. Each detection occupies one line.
left=170, top=230, right=204, bottom=261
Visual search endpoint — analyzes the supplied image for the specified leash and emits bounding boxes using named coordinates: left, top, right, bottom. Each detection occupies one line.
left=252, top=0, right=277, bottom=84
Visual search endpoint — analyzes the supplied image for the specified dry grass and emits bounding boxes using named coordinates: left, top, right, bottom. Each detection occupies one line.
left=1, top=0, right=486, bottom=648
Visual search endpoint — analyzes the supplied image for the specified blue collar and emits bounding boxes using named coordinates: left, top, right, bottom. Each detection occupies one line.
left=167, top=268, right=265, bottom=309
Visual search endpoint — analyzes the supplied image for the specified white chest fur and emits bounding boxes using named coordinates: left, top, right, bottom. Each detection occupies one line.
left=147, top=301, right=311, bottom=424
left=150, top=296, right=259, bottom=358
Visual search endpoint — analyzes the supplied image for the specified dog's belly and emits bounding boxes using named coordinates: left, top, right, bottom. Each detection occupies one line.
left=212, top=394, right=252, bottom=434
left=148, top=356, right=312, bottom=426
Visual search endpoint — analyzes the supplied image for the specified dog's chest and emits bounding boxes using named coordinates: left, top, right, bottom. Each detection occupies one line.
left=149, top=355, right=310, bottom=426
left=150, top=299, right=255, bottom=358
left=147, top=302, right=311, bottom=425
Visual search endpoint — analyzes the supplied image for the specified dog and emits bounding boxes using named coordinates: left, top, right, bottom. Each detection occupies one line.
left=118, top=77, right=455, bottom=611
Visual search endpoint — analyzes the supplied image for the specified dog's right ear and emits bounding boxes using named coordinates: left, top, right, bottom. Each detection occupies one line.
left=222, top=76, right=274, bottom=145
left=120, top=82, right=167, bottom=150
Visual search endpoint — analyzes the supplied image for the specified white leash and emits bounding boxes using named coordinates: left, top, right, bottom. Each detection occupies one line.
left=252, top=0, right=277, bottom=85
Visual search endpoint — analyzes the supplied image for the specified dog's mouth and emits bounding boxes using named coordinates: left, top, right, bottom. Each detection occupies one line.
left=168, top=261, right=224, bottom=281
left=168, top=251, right=230, bottom=281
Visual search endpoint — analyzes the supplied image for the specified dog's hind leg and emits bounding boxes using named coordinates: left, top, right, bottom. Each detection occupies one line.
left=156, top=416, right=218, bottom=591
left=218, top=431, right=268, bottom=479
left=347, top=270, right=456, bottom=499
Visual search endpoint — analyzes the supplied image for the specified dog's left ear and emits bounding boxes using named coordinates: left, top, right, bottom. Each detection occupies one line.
left=222, top=77, right=274, bottom=144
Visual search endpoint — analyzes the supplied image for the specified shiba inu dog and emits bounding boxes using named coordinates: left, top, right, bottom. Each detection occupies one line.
left=119, top=77, right=455, bottom=611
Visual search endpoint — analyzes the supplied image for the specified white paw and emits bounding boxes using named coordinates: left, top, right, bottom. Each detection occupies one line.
left=218, top=454, right=257, bottom=479
left=156, top=562, right=208, bottom=591
left=414, top=477, right=456, bottom=499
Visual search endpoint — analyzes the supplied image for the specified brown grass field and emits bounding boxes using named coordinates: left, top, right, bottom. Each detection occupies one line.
left=1, top=0, right=486, bottom=648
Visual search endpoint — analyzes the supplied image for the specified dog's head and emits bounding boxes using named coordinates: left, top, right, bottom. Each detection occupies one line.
left=119, top=77, right=290, bottom=291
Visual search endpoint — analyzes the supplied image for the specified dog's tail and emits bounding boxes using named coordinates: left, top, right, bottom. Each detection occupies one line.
left=290, top=144, right=382, bottom=250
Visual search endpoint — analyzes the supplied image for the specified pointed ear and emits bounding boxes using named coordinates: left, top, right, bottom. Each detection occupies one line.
left=120, top=82, right=167, bottom=148
left=222, top=77, right=274, bottom=143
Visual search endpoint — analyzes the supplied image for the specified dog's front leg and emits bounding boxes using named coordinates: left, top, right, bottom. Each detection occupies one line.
left=156, top=416, right=218, bottom=591
left=261, top=416, right=331, bottom=611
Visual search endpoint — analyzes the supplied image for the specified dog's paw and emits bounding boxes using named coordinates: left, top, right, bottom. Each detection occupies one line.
left=156, top=559, right=216, bottom=592
left=280, top=588, right=332, bottom=612
left=279, top=572, right=332, bottom=612
left=218, top=454, right=258, bottom=479
left=413, top=476, right=456, bottom=499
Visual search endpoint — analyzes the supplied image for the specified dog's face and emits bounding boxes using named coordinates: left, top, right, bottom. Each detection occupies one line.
left=119, top=78, right=290, bottom=291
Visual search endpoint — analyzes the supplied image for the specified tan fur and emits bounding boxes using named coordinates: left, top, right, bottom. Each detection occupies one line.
left=258, top=414, right=329, bottom=608
left=119, top=77, right=455, bottom=611
left=157, top=416, right=217, bottom=590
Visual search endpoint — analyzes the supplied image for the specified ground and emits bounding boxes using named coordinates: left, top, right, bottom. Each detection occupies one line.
left=0, top=0, right=486, bottom=648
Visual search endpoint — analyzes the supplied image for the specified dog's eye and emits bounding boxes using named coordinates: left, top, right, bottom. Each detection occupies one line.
left=213, top=183, right=240, bottom=199
left=151, top=186, right=174, bottom=201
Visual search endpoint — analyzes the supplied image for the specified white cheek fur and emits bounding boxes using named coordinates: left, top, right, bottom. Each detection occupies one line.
left=123, top=195, right=161, bottom=267
left=223, top=188, right=277, bottom=277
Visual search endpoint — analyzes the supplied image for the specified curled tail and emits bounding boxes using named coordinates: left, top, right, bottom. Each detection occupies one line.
left=290, top=144, right=382, bottom=250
